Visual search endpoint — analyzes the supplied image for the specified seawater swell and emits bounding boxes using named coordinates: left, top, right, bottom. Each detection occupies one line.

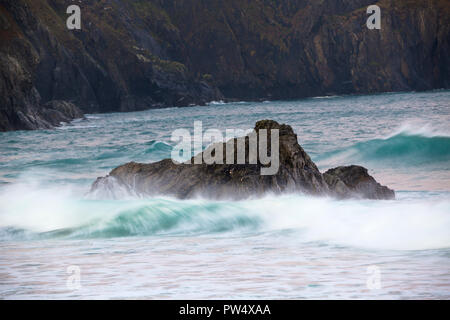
left=39, top=131, right=448, bottom=173
left=1, top=179, right=449, bottom=250
left=59, top=200, right=260, bottom=238
left=317, top=131, right=450, bottom=166
left=143, top=140, right=173, bottom=155
left=0, top=197, right=261, bottom=241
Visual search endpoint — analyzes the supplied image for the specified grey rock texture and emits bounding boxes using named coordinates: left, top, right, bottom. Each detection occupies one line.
left=91, top=120, right=395, bottom=200
left=0, top=0, right=222, bottom=131
left=324, top=165, right=395, bottom=200
left=1, top=0, right=449, bottom=131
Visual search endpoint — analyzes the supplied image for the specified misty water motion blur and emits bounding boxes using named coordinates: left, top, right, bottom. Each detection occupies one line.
left=0, top=91, right=449, bottom=299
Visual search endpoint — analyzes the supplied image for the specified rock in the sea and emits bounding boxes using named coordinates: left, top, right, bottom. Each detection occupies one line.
left=323, top=166, right=395, bottom=200
left=91, top=120, right=395, bottom=200
left=41, top=100, right=85, bottom=127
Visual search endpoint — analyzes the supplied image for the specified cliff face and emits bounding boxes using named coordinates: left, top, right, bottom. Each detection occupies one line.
left=162, top=0, right=449, bottom=99
left=0, top=0, right=449, bottom=131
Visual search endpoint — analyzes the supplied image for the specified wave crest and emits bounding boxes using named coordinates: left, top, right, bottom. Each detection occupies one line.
left=317, top=130, right=450, bottom=167
left=1, top=180, right=449, bottom=250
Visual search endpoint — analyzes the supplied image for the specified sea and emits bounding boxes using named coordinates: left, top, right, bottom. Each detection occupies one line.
left=0, top=90, right=449, bottom=299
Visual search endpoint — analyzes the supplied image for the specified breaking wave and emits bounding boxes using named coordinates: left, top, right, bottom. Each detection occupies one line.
left=1, top=180, right=449, bottom=250
left=317, top=128, right=450, bottom=167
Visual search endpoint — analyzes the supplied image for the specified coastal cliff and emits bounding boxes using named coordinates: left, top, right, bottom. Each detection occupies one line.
left=1, top=0, right=449, bottom=131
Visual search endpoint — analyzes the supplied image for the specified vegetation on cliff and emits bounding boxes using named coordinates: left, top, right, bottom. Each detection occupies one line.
left=0, top=0, right=448, bottom=131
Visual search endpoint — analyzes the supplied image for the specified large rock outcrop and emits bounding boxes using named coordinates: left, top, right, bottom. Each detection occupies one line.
left=0, top=0, right=222, bottom=131
left=0, top=1, right=85, bottom=130
left=1, top=0, right=449, bottom=131
left=2, top=100, right=84, bottom=131
left=90, top=120, right=395, bottom=200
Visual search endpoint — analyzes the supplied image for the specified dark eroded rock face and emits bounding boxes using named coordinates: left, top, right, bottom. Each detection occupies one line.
left=91, top=120, right=395, bottom=201
left=324, top=166, right=395, bottom=200
left=0, top=0, right=222, bottom=131
left=1, top=0, right=449, bottom=131
left=41, top=100, right=84, bottom=126
left=0, top=94, right=84, bottom=130
left=0, top=2, right=83, bottom=131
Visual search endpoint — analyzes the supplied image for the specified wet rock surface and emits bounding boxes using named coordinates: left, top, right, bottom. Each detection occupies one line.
left=324, top=165, right=395, bottom=200
left=91, top=120, right=395, bottom=200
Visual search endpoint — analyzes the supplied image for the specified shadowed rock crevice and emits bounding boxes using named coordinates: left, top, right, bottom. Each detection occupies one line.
left=1, top=0, right=449, bottom=131
left=324, top=165, right=395, bottom=200
left=90, top=120, right=395, bottom=200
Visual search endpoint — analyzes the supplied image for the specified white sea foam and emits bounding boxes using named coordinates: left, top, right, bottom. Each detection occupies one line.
left=388, top=122, right=450, bottom=138
left=1, top=177, right=449, bottom=251
left=248, top=195, right=450, bottom=250
left=1, top=91, right=450, bottom=299
left=207, top=100, right=226, bottom=105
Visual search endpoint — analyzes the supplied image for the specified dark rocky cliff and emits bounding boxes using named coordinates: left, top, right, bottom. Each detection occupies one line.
left=1, top=0, right=449, bottom=131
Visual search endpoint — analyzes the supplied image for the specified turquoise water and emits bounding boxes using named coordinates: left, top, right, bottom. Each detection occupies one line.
left=0, top=91, right=449, bottom=299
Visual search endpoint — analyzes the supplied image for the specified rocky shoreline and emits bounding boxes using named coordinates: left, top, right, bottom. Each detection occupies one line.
left=91, top=120, right=395, bottom=201
left=1, top=100, right=84, bottom=131
left=1, top=0, right=448, bottom=131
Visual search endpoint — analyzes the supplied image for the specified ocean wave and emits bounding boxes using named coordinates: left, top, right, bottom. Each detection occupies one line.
left=56, top=124, right=99, bottom=130
left=207, top=100, right=226, bottom=105
left=143, top=140, right=173, bottom=154
left=0, top=180, right=449, bottom=250
left=387, top=123, right=450, bottom=138
left=317, top=129, right=450, bottom=167
left=311, top=95, right=341, bottom=99
left=0, top=196, right=260, bottom=240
